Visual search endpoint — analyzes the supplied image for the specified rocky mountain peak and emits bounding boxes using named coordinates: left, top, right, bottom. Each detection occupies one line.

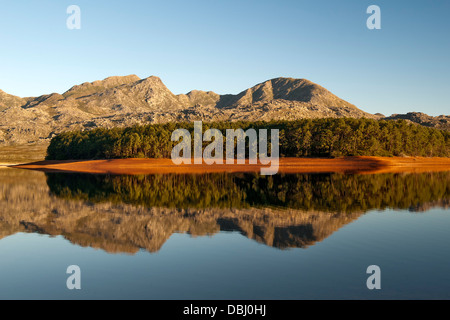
left=181, top=90, right=220, bottom=107
left=0, top=89, right=26, bottom=110
left=384, top=112, right=450, bottom=130
left=93, top=74, right=140, bottom=87
left=63, top=74, right=141, bottom=99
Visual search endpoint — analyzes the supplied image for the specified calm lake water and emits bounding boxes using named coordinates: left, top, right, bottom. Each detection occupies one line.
left=0, top=168, right=449, bottom=299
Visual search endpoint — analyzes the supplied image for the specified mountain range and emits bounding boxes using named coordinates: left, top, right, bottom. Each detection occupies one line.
left=0, top=75, right=448, bottom=146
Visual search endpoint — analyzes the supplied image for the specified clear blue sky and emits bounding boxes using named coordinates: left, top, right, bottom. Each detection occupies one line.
left=0, top=0, right=448, bottom=116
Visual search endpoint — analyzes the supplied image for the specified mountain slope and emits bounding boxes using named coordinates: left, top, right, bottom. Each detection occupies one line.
left=0, top=89, right=27, bottom=111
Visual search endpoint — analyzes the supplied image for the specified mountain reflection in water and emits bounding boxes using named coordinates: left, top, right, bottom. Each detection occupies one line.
left=0, top=169, right=448, bottom=254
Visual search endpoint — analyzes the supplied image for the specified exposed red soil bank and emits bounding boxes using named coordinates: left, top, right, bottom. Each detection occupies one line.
left=12, top=157, right=450, bottom=175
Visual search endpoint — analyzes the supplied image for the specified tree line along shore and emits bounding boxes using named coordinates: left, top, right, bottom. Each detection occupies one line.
left=45, top=118, right=450, bottom=160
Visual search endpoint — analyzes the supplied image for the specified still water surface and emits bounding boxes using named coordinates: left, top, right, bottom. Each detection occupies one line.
left=0, top=168, right=449, bottom=299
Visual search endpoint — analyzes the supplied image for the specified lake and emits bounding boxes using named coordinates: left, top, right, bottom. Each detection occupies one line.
left=0, top=168, right=449, bottom=299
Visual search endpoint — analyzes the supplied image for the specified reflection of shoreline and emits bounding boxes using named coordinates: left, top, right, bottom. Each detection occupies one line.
left=0, top=168, right=449, bottom=255
left=0, top=163, right=23, bottom=167
left=13, top=156, right=450, bottom=175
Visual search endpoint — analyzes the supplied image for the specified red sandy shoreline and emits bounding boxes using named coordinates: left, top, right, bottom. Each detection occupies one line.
left=11, top=156, right=450, bottom=175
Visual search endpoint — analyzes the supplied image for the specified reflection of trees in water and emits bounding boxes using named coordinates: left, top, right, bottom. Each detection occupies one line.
left=46, top=172, right=450, bottom=213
